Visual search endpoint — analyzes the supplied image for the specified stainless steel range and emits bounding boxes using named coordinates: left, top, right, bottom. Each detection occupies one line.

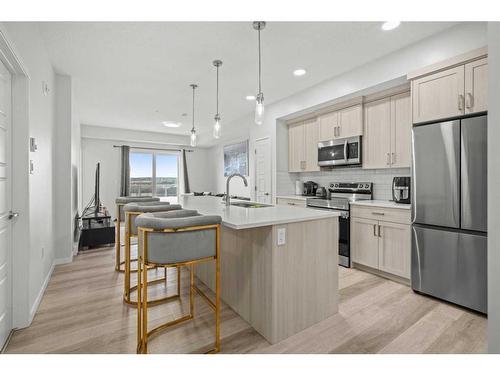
left=307, top=182, right=373, bottom=267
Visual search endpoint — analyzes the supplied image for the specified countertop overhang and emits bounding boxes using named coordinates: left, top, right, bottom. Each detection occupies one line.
left=179, top=195, right=340, bottom=230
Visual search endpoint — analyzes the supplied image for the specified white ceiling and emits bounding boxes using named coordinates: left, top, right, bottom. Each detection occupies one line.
left=36, top=22, right=457, bottom=142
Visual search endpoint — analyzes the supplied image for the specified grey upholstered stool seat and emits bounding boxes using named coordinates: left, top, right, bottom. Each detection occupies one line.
left=114, top=196, right=160, bottom=272
left=122, top=201, right=183, bottom=306
left=136, top=211, right=222, bottom=264
left=135, top=211, right=222, bottom=354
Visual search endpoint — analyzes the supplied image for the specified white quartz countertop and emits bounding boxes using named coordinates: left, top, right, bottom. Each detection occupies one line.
left=179, top=195, right=339, bottom=230
left=350, top=200, right=412, bottom=210
left=276, top=195, right=308, bottom=201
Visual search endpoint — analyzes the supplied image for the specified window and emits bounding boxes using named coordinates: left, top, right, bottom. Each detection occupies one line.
left=129, top=151, right=180, bottom=203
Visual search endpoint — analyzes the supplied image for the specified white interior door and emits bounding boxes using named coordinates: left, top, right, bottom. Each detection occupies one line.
left=0, top=59, right=12, bottom=350
left=255, top=138, right=271, bottom=204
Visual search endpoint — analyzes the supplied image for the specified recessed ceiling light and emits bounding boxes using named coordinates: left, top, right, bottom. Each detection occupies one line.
left=293, top=69, right=307, bottom=76
left=162, top=121, right=181, bottom=128
left=381, top=21, right=401, bottom=31
left=246, top=95, right=256, bottom=101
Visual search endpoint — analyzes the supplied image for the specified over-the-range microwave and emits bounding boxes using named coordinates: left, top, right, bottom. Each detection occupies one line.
left=317, top=136, right=361, bottom=167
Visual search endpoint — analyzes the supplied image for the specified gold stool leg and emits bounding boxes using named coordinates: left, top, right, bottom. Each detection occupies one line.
left=115, top=205, right=121, bottom=271
left=177, top=266, right=181, bottom=296
left=124, top=215, right=131, bottom=302
left=142, top=254, right=148, bottom=354
left=136, top=252, right=142, bottom=352
left=190, top=265, right=194, bottom=318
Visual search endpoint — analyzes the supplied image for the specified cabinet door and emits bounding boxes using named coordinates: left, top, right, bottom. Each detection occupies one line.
left=412, top=65, right=465, bottom=124
left=390, top=92, right=412, bottom=168
left=304, top=118, right=320, bottom=171
left=351, top=217, right=379, bottom=269
left=338, top=104, right=363, bottom=138
left=319, top=111, right=338, bottom=141
left=288, top=122, right=305, bottom=172
left=363, top=98, right=391, bottom=169
left=465, top=58, right=488, bottom=114
left=378, top=221, right=411, bottom=279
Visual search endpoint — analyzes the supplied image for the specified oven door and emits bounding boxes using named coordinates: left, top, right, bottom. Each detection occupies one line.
left=306, top=205, right=350, bottom=267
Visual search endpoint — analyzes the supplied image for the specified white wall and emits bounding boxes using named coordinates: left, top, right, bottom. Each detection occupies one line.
left=81, top=129, right=214, bottom=219
left=1, top=22, right=58, bottom=320
left=218, top=23, right=487, bottom=205
left=488, top=22, right=500, bottom=353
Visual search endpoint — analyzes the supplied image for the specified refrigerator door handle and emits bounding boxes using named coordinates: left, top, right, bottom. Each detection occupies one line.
left=411, top=129, right=417, bottom=223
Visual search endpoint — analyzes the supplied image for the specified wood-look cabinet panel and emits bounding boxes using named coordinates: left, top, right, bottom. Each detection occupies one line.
left=351, top=205, right=411, bottom=224
left=319, top=111, right=338, bottom=141
left=351, top=217, right=379, bottom=269
left=378, top=221, right=411, bottom=279
left=363, top=98, right=392, bottom=169
left=412, top=65, right=465, bottom=124
left=465, top=58, right=488, bottom=114
left=338, top=104, right=363, bottom=138
left=288, top=122, right=305, bottom=172
left=304, top=118, right=320, bottom=172
left=391, top=92, right=412, bottom=168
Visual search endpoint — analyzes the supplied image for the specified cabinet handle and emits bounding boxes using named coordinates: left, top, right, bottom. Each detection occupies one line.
left=337, top=126, right=341, bottom=137
left=466, top=93, right=474, bottom=109
left=386, top=152, right=390, bottom=166
left=373, top=224, right=377, bottom=237
left=334, top=126, right=338, bottom=137
left=372, top=212, right=385, bottom=216
left=391, top=152, right=395, bottom=165
left=458, top=94, right=464, bottom=111
left=287, top=202, right=296, bottom=206
left=378, top=224, right=382, bottom=237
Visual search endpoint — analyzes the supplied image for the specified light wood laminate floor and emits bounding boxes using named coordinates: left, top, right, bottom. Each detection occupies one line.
left=5, top=245, right=487, bottom=354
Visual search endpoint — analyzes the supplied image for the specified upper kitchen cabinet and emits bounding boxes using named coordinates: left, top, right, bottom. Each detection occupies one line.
left=411, top=65, right=465, bottom=124
left=409, top=47, right=488, bottom=124
left=465, top=57, right=488, bottom=114
left=363, top=91, right=411, bottom=169
left=288, top=117, right=320, bottom=172
left=319, top=111, right=338, bottom=141
left=337, top=104, right=363, bottom=138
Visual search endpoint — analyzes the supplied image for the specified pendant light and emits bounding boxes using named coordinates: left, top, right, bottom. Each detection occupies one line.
left=253, top=21, right=266, bottom=125
left=189, top=84, right=198, bottom=147
left=213, top=59, right=223, bottom=139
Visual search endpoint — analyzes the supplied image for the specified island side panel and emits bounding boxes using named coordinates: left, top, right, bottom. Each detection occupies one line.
left=195, top=225, right=273, bottom=326
left=271, top=217, right=338, bottom=343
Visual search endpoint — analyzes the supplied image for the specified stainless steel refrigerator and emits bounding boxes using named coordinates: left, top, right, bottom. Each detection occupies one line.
left=411, top=115, right=487, bottom=314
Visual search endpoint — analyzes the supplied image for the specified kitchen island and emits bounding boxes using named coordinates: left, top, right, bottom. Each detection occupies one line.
left=180, top=195, right=340, bottom=344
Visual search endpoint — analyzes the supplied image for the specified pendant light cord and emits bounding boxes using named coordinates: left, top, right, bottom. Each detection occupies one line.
left=258, top=27, right=262, bottom=94
left=191, top=85, right=195, bottom=132
left=216, top=65, right=219, bottom=115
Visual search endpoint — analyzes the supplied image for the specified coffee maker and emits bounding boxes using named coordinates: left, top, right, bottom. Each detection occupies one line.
left=303, top=181, right=318, bottom=196
left=392, top=177, right=411, bottom=204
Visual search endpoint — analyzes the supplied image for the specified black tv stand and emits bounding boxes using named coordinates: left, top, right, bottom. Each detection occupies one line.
left=78, top=211, right=115, bottom=250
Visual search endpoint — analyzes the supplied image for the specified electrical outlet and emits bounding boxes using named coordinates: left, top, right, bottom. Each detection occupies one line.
left=277, top=227, right=286, bottom=246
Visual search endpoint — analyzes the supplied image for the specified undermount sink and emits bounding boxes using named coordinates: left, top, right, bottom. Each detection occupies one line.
left=230, top=202, right=273, bottom=208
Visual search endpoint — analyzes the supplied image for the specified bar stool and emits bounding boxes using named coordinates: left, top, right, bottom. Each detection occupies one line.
left=115, top=196, right=160, bottom=272
left=135, top=211, right=221, bottom=354
left=123, top=201, right=184, bottom=306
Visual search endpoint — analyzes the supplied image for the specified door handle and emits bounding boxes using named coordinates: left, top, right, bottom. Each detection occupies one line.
left=466, top=93, right=473, bottom=109
left=8, top=211, right=19, bottom=220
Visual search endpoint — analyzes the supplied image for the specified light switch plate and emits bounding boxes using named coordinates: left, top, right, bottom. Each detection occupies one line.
left=277, top=227, right=286, bottom=246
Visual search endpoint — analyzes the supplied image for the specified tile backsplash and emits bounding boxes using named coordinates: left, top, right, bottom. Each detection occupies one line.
left=277, top=167, right=411, bottom=201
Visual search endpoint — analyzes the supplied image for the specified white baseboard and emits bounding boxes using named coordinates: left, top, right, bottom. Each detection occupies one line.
left=29, top=262, right=55, bottom=324
left=28, top=254, right=74, bottom=324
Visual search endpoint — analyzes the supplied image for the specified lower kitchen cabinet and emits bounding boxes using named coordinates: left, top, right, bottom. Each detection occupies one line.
left=378, top=221, right=411, bottom=279
left=351, top=206, right=411, bottom=280
left=351, top=217, right=379, bottom=269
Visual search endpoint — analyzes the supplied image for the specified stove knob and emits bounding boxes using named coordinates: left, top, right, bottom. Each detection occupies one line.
left=365, top=184, right=369, bottom=188
left=358, top=184, right=362, bottom=188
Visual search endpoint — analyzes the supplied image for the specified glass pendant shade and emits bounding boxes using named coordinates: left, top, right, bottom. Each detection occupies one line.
left=190, top=129, right=197, bottom=147
left=213, top=115, right=221, bottom=139
left=255, top=93, right=264, bottom=125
